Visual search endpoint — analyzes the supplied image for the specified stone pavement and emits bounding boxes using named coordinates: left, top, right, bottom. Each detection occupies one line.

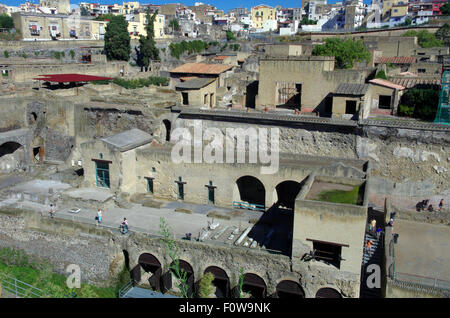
left=394, top=219, right=450, bottom=284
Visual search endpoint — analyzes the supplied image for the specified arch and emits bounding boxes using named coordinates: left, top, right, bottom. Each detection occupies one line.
left=138, top=253, right=163, bottom=291
left=242, top=273, right=267, bottom=298
left=0, top=142, right=22, bottom=157
left=315, top=287, right=342, bottom=298
left=168, top=259, right=195, bottom=297
left=204, top=266, right=230, bottom=298
left=275, top=180, right=303, bottom=210
left=275, top=280, right=305, bottom=298
left=163, top=119, right=171, bottom=142
left=236, top=176, right=266, bottom=208
left=122, top=250, right=130, bottom=271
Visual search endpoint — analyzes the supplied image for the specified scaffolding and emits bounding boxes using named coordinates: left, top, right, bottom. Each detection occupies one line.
left=434, top=71, right=450, bottom=125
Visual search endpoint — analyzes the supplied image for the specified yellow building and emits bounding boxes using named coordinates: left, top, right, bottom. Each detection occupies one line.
left=251, top=4, right=276, bottom=29
left=109, top=4, right=123, bottom=15
left=382, top=0, right=408, bottom=18
left=391, top=4, right=409, bottom=17
left=127, top=12, right=165, bottom=39
left=122, top=1, right=140, bottom=14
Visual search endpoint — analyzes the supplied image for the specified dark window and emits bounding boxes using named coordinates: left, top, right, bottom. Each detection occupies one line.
left=379, top=95, right=391, bottom=109
left=313, top=241, right=342, bottom=269
left=182, top=92, right=189, bottom=105
left=208, top=181, right=214, bottom=204
left=146, top=178, right=153, bottom=193
left=345, top=100, right=357, bottom=114
left=418, top=68, right=426, bottom=73
left=177, top=176, right=184, bottom=200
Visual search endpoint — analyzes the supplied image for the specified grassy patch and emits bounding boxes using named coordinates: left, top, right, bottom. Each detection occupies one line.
left=315, top=186, right=362, bottom=205
left=92, top=76, right=169, bottom=88
left=0, top=247, right=119, bottom=298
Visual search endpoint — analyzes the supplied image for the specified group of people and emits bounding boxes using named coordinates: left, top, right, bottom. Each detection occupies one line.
left=416, top=199, right=444, bottom=212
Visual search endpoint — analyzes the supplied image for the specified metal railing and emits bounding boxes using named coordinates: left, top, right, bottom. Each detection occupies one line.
left=0, top=273, right=46, bottom=298
left=118, top=280, right=134, bottom=298
left=232, top=201, right=265, bottom=212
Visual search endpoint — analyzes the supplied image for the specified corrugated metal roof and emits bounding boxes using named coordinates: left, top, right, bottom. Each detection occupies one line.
left=389, top=77, right=441, bottom=88
left=335, top=83, right=369, bottom=95
left=170, top=63, right=233, bottom=75
left=102, top=128, right=152, bottom=152
left=369, top=78, right=406, bottom=90
left=175, top=77, right=215, bottom=90
left=375, top=56, right=417, bottom=64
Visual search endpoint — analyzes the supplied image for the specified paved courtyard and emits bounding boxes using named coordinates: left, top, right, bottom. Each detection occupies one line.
left=394, top=219, right=450, bottom=286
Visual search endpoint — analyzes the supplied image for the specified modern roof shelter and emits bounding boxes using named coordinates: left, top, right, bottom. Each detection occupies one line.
left=33, top=74, right=113, bottom=83
left=334, top=83, right=370, bottom=96
left=101, top=128, right=153, bottom=152
left=170, top=63, right=233, bottom=75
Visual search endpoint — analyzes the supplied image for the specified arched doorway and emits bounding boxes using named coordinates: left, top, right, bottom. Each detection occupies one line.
left=0, top=142, right=22, bottom=157
left=204, top=266, right=230, bottom=298
left=167, top=259, right=195, bottom=297
left=275, top=280, right=305, bottom=298
left=275, top=180, right=303, bottom=210
left=315, top=287, right=342, bottom=298
left=242, top=273, right=266, bottom=298
left=138, top=253, right=162, bottom=291
left=163, top=119, right=171, bottom=142
left=235, top=176, right=265, bottom=211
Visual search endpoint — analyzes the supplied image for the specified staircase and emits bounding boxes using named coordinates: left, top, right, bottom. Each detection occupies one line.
left=360, top=209, right=384, bottom=298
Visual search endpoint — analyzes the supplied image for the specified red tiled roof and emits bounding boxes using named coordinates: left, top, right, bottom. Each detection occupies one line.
left=170, top=63, right=233, bottom=75
left=214, top=56, right=228, bottom=60
left=375, top=56, right=417, bottom=64
left=33, top=74, right=113, bottom=82
left=369, top=78, right=406, bottom=90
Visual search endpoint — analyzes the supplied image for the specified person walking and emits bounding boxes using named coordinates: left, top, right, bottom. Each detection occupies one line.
left=439, top=199, right=444, bottom=212
left=96, top=209, right=102, bottom=225
left=49, top=204, right=56, bottom=218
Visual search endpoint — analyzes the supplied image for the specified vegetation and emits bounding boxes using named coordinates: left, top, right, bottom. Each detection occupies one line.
left=69, top=49, right=75, bottom=59
left=231, top=43, right=240, bottom=51
left=3, top=50, right=8, bottom=58
left=441, top=3, right=450, bottom=15
left=301, top=17, right=317, bottom=25
left=198, top=272, right=215, bottom=298
left=104, top=15, right=131, bottom=61
left=398, top=88, right=440, bottom=121
left=435, top=23, right=450, bottom=47
left=169, top=40, right=208, bottom=59
left=312, top=37, right=371, bottom=69
left=315, top=186, right=362, bottom=205
left=402, top=30, right=443, bottom=48
left=226, top=30, right=236, bottom=41
left=375, top=70, right=388, bottom=80
left=169, top=19, right=180, bottom=32
left=0, top=13, right=14, bottom=30
left=0, top=247, right=117, bottom=298
left=54, top=51, right=65, bottom=60
left=21, top=53, right=27, bottom=59
left=92, top=76, right=169, bottom=88
left=137, top=10, right=160, bottom=71
left=159, top=217, right=190, bottom=298
left=94, top=13, right=116, bottom=21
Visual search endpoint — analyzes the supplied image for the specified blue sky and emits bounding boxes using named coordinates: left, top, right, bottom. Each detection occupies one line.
left=1, top=0, right=372, bottom=12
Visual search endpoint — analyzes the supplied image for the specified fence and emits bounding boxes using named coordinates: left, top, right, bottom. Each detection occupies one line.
left=0, top=273, right=46, bottom=298
left=232, top=201, right=265, bottom=212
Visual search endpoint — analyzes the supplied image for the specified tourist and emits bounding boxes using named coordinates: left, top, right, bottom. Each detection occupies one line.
left=49, top=204, right=55, bottom=218
left=366, top=240, right=373, bottom=254
left=120, top=218, right=128, bottom=234
left=376, top=227, right=382, bottom=239
left=427, top=204, right=434, bottom=212
left=97, top=209, right=102, bottom=225
left=439, top=199, right=444, bottom=212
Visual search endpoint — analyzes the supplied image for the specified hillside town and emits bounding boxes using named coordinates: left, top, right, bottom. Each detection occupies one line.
left=0, top=0, right=448, bottom=302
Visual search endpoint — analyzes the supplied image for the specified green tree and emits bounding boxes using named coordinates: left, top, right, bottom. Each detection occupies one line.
left=169, top=19, right=180, bottom=32
left=312, top=37, right=371, bottom=69
left=226, top=30, right=236, bottom=41
left=69, top=49, right=75, bottom=59
left=80, top=6, right=90, bottom=16
left=435, top=23, right=450, bottom=47
left=3, top=50, right=8, bottom=58
left=104, top=15, right=131, bottom=61
left=398, top=88, right=440, bottom=120
left=198, top=272, right=215, bottom=298
left=403, top=30, right=443, bottom=48
left=159, top=218, right=190, bottom=298
left=137, top=10, right=160, bottom=70
left=301, top=17, right=317, bottom=25
left=94, top=13, right=116, bottom=21
left=375, top=70, right=388, bottom=80
left=440, top=3, right=450, bottom=15
left=0, top=13, right=14, bottom=29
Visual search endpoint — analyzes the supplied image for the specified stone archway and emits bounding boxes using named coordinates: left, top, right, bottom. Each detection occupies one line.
left=274, top=180, right=303, bottom=210
left=0, top=141, right=26, bottom=172
left=235, top=176, right=266, bottom=210
left=241, top=273, right=267, bottom=298
left=275, top=280, right=305, bottom=298
left=162, top=119, right=171, bottom=142
left=315, top=287, right=342, bottom=298
left=137, top=253, right=162, bottom=291
left=167, top=259, right=195, bottom=297
left=204, top=266, right=230, bottom=298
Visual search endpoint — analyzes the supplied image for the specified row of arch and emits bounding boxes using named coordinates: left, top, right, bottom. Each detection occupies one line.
left=134, top=252, right=342, bottom=298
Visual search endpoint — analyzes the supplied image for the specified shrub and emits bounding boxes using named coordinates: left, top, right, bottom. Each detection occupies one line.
left=54, top=51, right=61, bottom=60
left=398, top=104, right=414, bottom=117
left=398, top=88, right=440, bottom=121
left=3, top=50, right=8, bottom=58
left=375, top=70, right=388, bottom=80
left=198, top=272, right=215, bottom=298
left=69, top=50, right=75, bottom=59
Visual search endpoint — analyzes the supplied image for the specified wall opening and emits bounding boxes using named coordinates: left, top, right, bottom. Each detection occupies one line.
left=0, top=142, right=22, bottom=157
left=315, top=287, right=342, bottom=298
left=204, top=266, right=230, bottom=298
left=163, top=119, right=171, bottom=142
left=242, top=273, right=266, bottom=298
left=275, top=180, right=303, bottom=210
left=122, top=250, right=130, bottom=271
left=379, top=95, right=391, bottom=109
left=345, top=100, right=357, bottom=114
left=275, top=280, right=305, bottom=298
left=138, top=253, right=162, bottom=291
left=169, top=259, right=194, bottom=297
left=182, top=92, right=189, bottom=105
left=236, top=176, right=265, bottom=209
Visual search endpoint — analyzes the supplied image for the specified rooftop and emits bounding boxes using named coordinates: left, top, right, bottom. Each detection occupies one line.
left=170, top=63, right=233, bottom=75
left=335, top=83, right=369, bottom=96
left=175, top=77, right=215, bottom=90
left=33, top=74, right=113, bottom=83
left=101, top=128, right=152, bottom=152
left=375, top=56, right=417, bottom=64
left=369, top=78, right=405, bottom=90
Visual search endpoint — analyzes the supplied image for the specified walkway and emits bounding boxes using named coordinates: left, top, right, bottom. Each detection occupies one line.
left=121, top=287, right=178, bottom=298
